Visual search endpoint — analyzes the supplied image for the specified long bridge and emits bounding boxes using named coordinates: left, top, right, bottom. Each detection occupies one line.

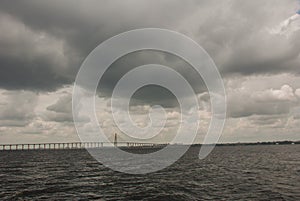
left=0, top=134, right=168, bottom=151
left=0, top=142, right=168, bottom=151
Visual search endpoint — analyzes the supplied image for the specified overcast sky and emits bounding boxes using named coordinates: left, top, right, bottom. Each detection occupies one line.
left=0, top=0, right=300, bottom=144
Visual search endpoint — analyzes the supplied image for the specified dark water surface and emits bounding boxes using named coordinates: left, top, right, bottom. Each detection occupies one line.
left=0, top=145, right=299, bottom=200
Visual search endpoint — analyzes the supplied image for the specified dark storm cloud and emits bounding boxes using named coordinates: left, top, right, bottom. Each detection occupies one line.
left=0, top=0, right=197, bottom=91
left=0, top=0, right=299, bottom=93
left=98, top=50, right=206, bottom=104
left=220, top=33, right=300, bottom=76
left=0, top=52, right=72, bottom=91
left=186, top=1, right=300, bottom=76
left=0, top=13, right=76, bottom=91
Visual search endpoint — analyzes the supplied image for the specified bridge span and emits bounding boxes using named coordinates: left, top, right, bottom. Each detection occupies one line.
left=0, top=142, right=168, bottom=151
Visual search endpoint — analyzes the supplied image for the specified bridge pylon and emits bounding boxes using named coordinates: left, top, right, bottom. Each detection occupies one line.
left=114, top=133, right=117, bottom=147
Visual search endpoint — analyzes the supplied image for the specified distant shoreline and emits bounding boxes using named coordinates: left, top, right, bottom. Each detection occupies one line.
left=191, top=140, right=300, bottom=147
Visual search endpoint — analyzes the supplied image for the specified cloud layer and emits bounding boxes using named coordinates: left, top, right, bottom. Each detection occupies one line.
left=0, top=0, right=299, bottom=91
left=0, top=0, right=300, bottom=143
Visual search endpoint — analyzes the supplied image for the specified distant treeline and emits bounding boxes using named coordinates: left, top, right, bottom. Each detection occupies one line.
left=191, top=140, right=300, bottom=146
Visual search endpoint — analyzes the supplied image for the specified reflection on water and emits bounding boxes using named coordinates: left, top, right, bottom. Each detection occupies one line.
left=0, top=145, right=299, bottom=200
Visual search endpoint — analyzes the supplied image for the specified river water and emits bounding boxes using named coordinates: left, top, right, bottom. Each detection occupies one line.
left=0, top=145, right=299, bottom=200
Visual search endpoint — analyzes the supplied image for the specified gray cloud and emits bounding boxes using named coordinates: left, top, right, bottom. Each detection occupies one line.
left=227, top=84, right=299, bottom=118
left=0, top=0, right=195, bottom=91
left=45, top=93, right=73, bottom=122
left=98, top=50, right=206, bottom=105
left=0, top=91, right=37, bottom=127
left=1, top=0, right=300, bottom=143
left=45, top=92, right=90, bottom=123
left=47, top=94, right=72, bottom=114
left=0, top=0, right=299, bottom=93
left=248, top=115, right=288, bottom=127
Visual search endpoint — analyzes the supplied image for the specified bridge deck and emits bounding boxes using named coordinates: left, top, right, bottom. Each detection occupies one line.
left=0, top=142, right=168, bottom=151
